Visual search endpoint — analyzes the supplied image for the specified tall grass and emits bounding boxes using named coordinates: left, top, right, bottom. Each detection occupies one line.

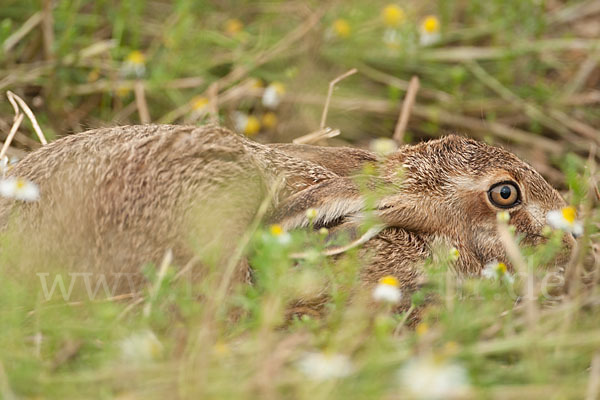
left=0, top=0, right=599, bottom=398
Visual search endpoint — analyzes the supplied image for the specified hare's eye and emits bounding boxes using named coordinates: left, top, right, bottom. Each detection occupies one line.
left=488, top=182, right=520, bottom=208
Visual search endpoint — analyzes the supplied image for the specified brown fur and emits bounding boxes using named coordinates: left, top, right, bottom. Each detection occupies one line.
left=0, top=124, right=573, bottom=301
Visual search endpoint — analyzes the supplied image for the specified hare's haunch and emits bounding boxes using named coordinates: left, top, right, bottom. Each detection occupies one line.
left=0, top=124, right=573, bottom=296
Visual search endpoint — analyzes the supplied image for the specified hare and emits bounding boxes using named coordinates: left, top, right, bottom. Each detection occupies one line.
left=0, top=124, right=573, bottom=302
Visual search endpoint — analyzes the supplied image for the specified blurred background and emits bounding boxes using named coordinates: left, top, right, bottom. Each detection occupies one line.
left=1, top=0, right=599, bottom=188
left=1, top=2, right=600, bottom=398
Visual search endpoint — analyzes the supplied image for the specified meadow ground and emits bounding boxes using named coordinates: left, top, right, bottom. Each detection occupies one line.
left=0, top=0, right=599, bottom=398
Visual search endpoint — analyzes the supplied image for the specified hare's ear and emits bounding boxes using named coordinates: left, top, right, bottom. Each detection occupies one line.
left=268, top=144, right=377, bottom=177
left=269, top=177, right=365, bottom=230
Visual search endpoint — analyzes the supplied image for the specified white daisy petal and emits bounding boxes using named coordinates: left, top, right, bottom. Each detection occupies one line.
left=262, top=82, right=285, bottom=109
left=0, top=177, right=40, bottom=202
left=297, top=351, right=353, bottom=381
left=372, top=276, right=402, bottom=304
left=399, top=355, right=470, bottom=399
left=120, top=330, right=163, bottom=363
left=373, top=284, right=402, bottom=303
left=546, top=206, right=582, bottom=236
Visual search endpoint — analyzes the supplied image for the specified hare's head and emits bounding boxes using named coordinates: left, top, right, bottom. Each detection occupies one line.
left=378, top=135, right=574, bottom=272
left=273, top=135, right=574, bottom=274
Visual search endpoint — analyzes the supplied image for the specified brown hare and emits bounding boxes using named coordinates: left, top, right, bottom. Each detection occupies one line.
left=0, top=124, right=573, bottom=300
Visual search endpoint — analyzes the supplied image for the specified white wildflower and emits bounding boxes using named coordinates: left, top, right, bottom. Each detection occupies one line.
left=306, top=208, right=318, bottom=221
left=120, top=330, right=163, bottom=363
left=482, top=260, right=514, bottom=284
left=121, top=51, right=146, bottom=78
left=0, top=177, right=40, bottom=202
left=547, top=206, right=583, bottom=237
left=369, top=138, right=398, bottom=156
left=269, top=224, right=292, bottom=245
left=383, top=28, right=401, bottom=49
left=419, top=16, right=441, bottom=46
left=233, top=111, right=261, bottom=136
left=382, top=4, right=405, bottom=28
left=399, top=354, right=470, bottom=399
left=372, top=275, right=402, bottom=304
left=262, top=82, right=285, bottom=109
left=449, top=247, right=460, bottom=262
left=297, top=351, right=353, bottom=381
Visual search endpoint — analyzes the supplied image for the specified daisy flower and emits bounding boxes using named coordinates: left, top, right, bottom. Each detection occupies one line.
left=122, top=50, right=146, bottom=78
left=372, top=275, right=402, bottom=304
left=369, top=138, right=398, bottom=156
left=190, top=96, right=209, bottom=119
left=120, top=330, right=163, bottom=363
left=233, top=112, right=261, bottom=136
left=297, top=351, right=353, bottom=381
left=382, top=4, right=405, bottom=28
left=419, top=15, right=441, bottom=46
left=224, top=18, right=244, bottom=36
left=261, top=111, right=278, bottom=130
left=0, top=177, right=40, bottom=202
left=332, top=19, right=351, bottom=39
left=547, top=206, right=583, bottom=237
left=262, top=82, right=286, bottom=109
left=482, top=260, right=514, bottom=284
left=449, top=247, right=460, bottom=262
left=269, top=223, right=292, bottom=245
left=399, top=354, right=470, bottom=399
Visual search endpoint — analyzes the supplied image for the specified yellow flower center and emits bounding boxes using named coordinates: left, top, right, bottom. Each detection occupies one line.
left=561, top=206, right=576, bottom=224
left=497, top=262, right=507, bottom=274
left=269, top=82, right=285, bottom=95
left=443, top=341, right=459, bottom=356
left=382, top=4, right=405, bottom=27
left=422, top=16, right=440, bottom=33
left=126, top=51, right=145, bottom=65
left=116, top=86, right=131, bottom=98
left=416, top=322, right=429, bottom=336
left=244, top=115, right=261, bottom=136
left=225, top=18, right=243, bottom=36
left=250, top=78, right=263, bottom=88
left=87, top=69, right=100, bottom=83
left=261, top=112, right=278, bottom=129
left=15, top=179, right=25, bottom=190
left=270, top=224, right=284, bottom=236
left=191, top=96, right=209, bottom=111
left=333, top=19, right=351, bottom=38
left=379, top=275, right=399, bottom=287
left=450, top=247, right=460, bottom=259
left=213, top=341, right=230, bottom=356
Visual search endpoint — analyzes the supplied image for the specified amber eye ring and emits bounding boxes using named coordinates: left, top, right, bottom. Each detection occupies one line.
left=488, top=181, right=521, bottom=209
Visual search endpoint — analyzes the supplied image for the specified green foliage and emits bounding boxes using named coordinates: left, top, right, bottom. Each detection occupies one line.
left=0, top=0, right=599, bottom=398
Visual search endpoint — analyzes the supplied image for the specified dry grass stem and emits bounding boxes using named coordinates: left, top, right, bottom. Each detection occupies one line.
left=143, top=249, right=174, bottom=318
left=292, top=127, right=340, bottom=145
left=134, top=81, right=151, bottom=124
left=214, top=176, right=285, bottom=307
left=41, top=0, right=55, bottom=60
left=497, top=222, right=538, bottom=330
left=393, top=75, right=420, bottom=144
left=0, top=113, right=25, bottom=161
left=319, top=68, right=358, bottom=130
left=207, top=82, right=219, bottom=124
left=586, top=352, right=600, bottom=400
left=2, top=11, right=42, bottom=53
left=0, top=361, right=16, bottom=400
left=6, top=91, right=48, bottom=145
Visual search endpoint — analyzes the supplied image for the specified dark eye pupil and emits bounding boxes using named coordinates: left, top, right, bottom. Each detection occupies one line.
left=500, top=186, right=511, bottom=199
